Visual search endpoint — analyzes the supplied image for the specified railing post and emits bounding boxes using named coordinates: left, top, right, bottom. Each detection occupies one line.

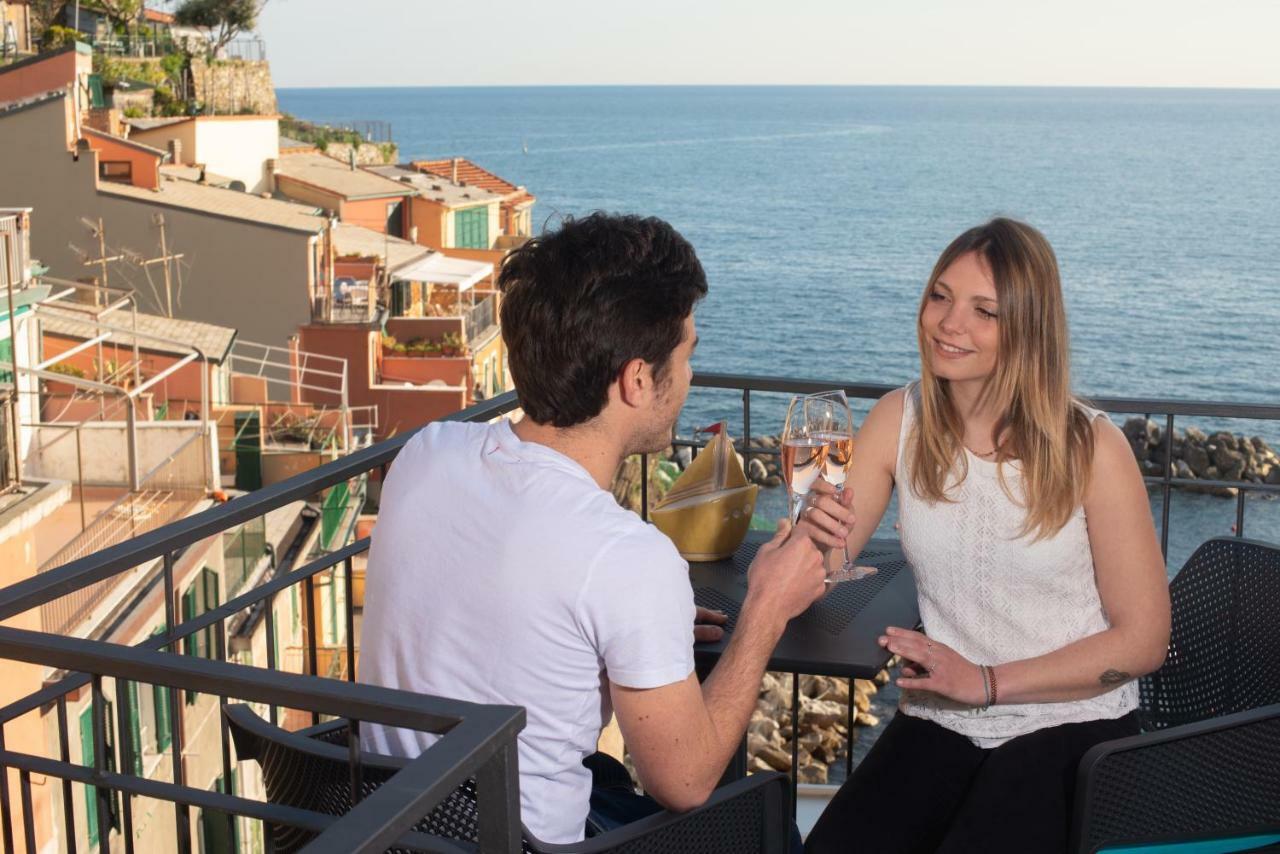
left=265, top=591, right=278, bottom=726
left=790, top=672, right=799, bottom=821
left=115, top=680, right=136, bottom=853
left=91, top=676, right=111, bottom=854
left=1161, top=415, right=1174, bottom=561
left=475, top=740, right=521, bottom=853
left=344, top=556, right=356, bottom=682
left=0, top=725, right=14, bottom=854
left=215, top=621, right=236, bottom=844
left=163, top=552, right=191, bottom=854
left=640, top=453, right=649, bottom=521
left=57, top=696, right=78, bottom=854
left=347, top=719, right=363, bottom=807
left=304, top=573, right=319, bottom=726
left=19, top=769, right=35, bottom=853
left=1236, top=491, right=1246, bottom=538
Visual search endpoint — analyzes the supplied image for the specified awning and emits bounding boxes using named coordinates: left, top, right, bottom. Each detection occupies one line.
left=390, top=253, right=493, bottom=292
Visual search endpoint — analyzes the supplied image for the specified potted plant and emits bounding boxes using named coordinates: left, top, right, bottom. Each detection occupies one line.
left=381, top=333, right=398, bottom=356
left=424, top=340, right=442, bottom=357
left=441, top=332, right=463, bottom=357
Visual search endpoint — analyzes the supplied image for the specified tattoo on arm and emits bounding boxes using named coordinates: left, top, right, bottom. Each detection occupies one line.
left=1099, top=669, right=1131, bottom=687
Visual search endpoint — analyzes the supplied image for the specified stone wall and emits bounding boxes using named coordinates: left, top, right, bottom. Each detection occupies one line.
left=190, top=56, right=277, bottom=115
left=324, top=140, right=399, bottom=166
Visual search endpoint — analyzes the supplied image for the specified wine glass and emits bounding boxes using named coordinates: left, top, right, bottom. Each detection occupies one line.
left=807, top=391, right=876, bottom=583
left=781, top=395, right=828, bottom=525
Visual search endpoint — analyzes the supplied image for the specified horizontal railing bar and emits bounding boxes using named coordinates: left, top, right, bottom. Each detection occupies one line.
left=0, top=392, right=520, bottom=621
left=0, top=626, right=525, bottom=737
left=0, top=540, right=368, bottom=723
left=691, top=373, right=1280, bottom=420
left=161, top=539, right=369, bottom=650
left=0, top=749, right=468, bottom=853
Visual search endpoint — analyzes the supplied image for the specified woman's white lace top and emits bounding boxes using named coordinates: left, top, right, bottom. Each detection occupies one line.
left=895, top=383, right=1137, bottom=747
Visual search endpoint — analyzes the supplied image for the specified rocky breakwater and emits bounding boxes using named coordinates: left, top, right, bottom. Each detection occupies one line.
left=728, top=425, right=1280, bottom=500
left=748, top=670, right=889, bottom=785
left=1122, top=419, right=1280, bottom=498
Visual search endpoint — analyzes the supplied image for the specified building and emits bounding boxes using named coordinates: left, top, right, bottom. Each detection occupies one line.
left=0, top=42, right=92, bottom=106
left=126, top=114, right=283, bottom=194
left=0, top=207, right=369, bottom=852
left=366, top=163, right=502, bottom=254
left=272, top=151, right=414, bottom=237
left=412, top=156, right=535, bottom=241
left=0, top=89, right=332, bottom=348
left=1, top=0, right=33, bottom=58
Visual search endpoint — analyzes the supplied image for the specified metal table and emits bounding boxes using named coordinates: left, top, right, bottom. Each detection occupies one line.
left=690, top=530, right=920, bottom=794
left=691, top=531, right=920, bottom=679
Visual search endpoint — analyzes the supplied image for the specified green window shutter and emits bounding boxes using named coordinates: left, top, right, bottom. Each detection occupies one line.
left=80, top=700, right=119, bottom=846
left=80, top=706, right=98, bottom=846
left=0, top=337, right=12, bottom=384
left=150, top=627, right=173, bottom=751
left=126, top=681, right=142, bottom=775
left=152, top=680, right=172, bottom=751
left=204, top=567, right=221, bottom=660
left=455, top=207, right=489, bottom=249
left=182, top=585, right=197, bottom=658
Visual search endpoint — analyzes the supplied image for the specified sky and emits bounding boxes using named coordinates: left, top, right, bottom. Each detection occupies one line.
left=253, top=0, right=1280, bottom=89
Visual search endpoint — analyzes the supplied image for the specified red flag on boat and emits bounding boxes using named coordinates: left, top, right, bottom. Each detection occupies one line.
left=698, top=422, right=724, bottom=435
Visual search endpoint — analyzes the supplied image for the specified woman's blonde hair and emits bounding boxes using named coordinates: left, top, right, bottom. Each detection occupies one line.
left=909, top=217, right=1095, bottom=540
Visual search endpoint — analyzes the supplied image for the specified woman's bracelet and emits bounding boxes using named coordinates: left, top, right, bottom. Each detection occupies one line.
left=979, top=664, right=991, bottom=710
left=986, top=665, right=999, bottom=706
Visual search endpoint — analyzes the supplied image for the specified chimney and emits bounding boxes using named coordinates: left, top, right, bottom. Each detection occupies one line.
left=265, top=157, right=277, bottom=193
left=451, top=157, right=459, bottom=184
left=348, top=148, right=357, bottom=171
left=168, top=138, right=182, bottom=163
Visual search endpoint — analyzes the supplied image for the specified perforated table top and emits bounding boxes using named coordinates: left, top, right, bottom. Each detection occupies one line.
left=690, top=532, right=920, bottom=679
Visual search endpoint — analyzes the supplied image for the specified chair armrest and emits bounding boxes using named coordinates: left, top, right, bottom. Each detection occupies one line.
left=1071, top=703, right=1280, bottom=854
left=535, top=771, right=790, bottom=854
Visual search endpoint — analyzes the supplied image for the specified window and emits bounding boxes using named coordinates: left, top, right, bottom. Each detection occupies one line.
left=99, top=161, right=133, bottom=183
left=182, top=568, right=221, bottom=703
left=453, top=206, right=489, bottom=249
left=386, top=200, right=404, bottom=237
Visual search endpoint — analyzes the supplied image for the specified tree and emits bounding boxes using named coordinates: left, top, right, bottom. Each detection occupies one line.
left=174, top=0, right=267, bottom=56
left=94, top=0, right=143, bottom=31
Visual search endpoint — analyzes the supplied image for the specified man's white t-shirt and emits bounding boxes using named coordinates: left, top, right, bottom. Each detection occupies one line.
left=358, top=420, right=696, bottom=843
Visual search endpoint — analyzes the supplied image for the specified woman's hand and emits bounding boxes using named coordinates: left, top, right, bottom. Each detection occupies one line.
left=794, top=479, right=856, bottom=555
left=878, top=626, right=988, bottom=708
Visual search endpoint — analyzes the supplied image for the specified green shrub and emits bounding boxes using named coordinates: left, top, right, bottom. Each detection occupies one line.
left=43, top=25, right=81, bottom=50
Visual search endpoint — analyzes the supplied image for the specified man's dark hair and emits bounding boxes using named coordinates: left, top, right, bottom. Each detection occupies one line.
left=498, top=213, right=707, bottom=428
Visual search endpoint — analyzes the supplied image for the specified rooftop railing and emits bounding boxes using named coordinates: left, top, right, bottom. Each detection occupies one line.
left=0, top=374, right=1275, bottom=851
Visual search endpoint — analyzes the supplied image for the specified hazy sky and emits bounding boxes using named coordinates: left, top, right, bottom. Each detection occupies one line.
left=257, top=1, right=1280, bottom=89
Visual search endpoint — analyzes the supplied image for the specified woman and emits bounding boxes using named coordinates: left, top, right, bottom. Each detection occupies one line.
left=804, top=218, right=1171, bottom=854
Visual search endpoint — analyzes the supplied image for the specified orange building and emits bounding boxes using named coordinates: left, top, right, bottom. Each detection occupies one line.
left=271, top=151, right=414, bottom=237
left=412, top=157, right=536, bottom=239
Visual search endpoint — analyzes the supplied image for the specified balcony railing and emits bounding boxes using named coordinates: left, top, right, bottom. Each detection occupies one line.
left=465, top=295, right=496, bottom=343
left=0, top=374, right=1276, bottom=852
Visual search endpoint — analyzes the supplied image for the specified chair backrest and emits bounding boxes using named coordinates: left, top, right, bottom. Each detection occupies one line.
left=1140, top=537, right=1280, bottom=730
left=224, top=704, right=530, bottom=853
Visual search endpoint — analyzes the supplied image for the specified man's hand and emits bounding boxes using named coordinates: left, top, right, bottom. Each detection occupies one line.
left=743, top=519, right=827, bottom=627
left=794, top=479, right=856, bottom=553
left=694, top=606, right=728, bottom=643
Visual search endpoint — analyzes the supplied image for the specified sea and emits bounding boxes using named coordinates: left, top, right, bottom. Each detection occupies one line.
left=277, top=86, right=1280, bottom=570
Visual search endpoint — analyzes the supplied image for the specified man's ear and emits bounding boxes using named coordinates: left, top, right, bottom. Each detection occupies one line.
left=616, top=357, right=651, bottom=409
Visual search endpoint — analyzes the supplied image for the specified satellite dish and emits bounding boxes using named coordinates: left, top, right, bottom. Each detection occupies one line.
left=229, top=180, right=247, bottom=192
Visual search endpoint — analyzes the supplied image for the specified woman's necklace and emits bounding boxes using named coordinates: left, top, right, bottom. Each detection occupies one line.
left=964, top=439, right=1001, bottom=458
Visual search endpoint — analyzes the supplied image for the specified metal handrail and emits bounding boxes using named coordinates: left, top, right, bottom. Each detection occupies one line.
left=0, top=372, right=1277, bottom=850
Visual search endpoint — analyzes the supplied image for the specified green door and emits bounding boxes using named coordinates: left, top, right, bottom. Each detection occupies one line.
left=233, top=411, right=262, bottom=491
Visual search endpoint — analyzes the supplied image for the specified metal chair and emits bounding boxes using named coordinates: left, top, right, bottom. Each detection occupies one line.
left=225, top=703, right=791, bottom=853
left=1071, top=537, right=1280, bottom=853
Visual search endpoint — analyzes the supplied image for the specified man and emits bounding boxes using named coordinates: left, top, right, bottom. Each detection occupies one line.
left=359, top=213, right=853, bottom=844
